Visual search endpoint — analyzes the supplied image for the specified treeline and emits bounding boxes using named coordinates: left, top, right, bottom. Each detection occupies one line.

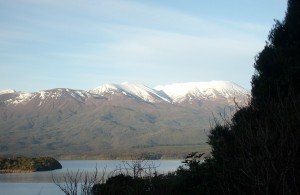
left=0, top=156, right=62, bottom=173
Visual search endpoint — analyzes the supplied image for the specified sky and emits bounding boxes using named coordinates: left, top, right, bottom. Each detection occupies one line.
left=0, top=0, right=287, bottom=92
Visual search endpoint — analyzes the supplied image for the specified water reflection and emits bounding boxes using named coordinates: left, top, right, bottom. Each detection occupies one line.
left=0, top=160, right=182, bottom=183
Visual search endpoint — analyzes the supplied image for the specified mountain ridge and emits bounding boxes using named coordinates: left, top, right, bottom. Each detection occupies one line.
left=0, top=80, right=250, bottom=158
left=1, top=80, right=249, bottom=106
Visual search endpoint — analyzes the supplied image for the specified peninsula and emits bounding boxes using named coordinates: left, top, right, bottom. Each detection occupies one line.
left=0, top=156, right=62, bottom=173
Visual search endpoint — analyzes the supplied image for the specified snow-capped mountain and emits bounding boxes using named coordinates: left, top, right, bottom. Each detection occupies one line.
left=0, top=81, right=249, bottom=106
left=0, top=89, right=16, bottom=95
left=0, top=88, right=91, bottom=106
left=90, top=80, right=249, bottom=104
left=0, top=81, right=250, bottom=157
left=90, top=82, right=171, bottom=103
left=154, top=81, right=249, bottom=104
left=36, top=88, right=91, bottom=102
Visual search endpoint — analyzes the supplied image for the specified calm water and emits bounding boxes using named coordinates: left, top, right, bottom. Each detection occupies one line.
left=0, top=160, right=182, bottom=195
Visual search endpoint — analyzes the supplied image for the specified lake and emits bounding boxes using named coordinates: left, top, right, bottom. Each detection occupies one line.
left=0, top=160, right=182, bottom=195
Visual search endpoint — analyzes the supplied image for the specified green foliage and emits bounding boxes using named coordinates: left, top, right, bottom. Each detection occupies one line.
left=0, top=156, right=62, bottom=172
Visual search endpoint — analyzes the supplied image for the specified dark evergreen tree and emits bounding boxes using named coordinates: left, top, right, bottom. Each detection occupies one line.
left=207, top=0, right=300, bottom=194
left=252, top=0, right=300, bottom=106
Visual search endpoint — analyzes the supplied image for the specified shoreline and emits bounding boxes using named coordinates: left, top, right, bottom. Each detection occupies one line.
left=56, top=157, right=185, bottom=161
left=0, top=169, right=35, bottom=174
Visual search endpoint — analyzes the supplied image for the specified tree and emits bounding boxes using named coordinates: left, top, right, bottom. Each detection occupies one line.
left=208, top=0, right=300, bottom=194
left=251, top=0, right=300, bottom=106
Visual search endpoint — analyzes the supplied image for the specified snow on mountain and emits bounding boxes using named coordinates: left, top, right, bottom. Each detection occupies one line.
left=90, top=82, right=171, bottom=103
left=37, top=88, right=90, bottom=101
left=4, top=92, right=34, bottom=105
left=33, top=89, right=92, bottom=108
left=3, top=88, right=91, bottom=106
left=2, top=81, right=249, bottom=106
left=90, top=81, right=249, bottom=104
left=0, top=89, right=16, bottom=95
left=89, top=84, right=121, bottom=95
left=154, top=81, right=250, bottom=103
left=120, top=82, right=171, bottom=102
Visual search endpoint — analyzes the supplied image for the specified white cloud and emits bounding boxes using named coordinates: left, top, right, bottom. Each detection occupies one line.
left=0, top=0, right=271, bottom=90
left=48, top=24, right=263, bottom=68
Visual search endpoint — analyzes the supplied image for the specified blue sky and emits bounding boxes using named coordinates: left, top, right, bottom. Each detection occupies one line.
left=0, top=0, right=287, bottom=91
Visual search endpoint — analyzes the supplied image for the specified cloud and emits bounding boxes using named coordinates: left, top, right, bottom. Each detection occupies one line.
left=0, top=0, right=271, bottom=91
left=47, top=24, right=263, bottom=68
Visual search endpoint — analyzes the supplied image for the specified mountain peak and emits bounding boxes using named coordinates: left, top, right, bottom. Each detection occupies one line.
left=0, top=89, right=16, bottom=95
left=90, top=82, right=171, bottom=103
left=90, top=83, right=121, bottom=95
left=154, top=81, right=249, bottom=103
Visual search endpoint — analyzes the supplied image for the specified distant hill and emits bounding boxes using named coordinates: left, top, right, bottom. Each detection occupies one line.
left=0, top=81, right=249, bottom=158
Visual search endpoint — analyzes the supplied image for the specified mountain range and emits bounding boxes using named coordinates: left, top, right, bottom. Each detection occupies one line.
left=0, top=81, right=249, bottom=158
